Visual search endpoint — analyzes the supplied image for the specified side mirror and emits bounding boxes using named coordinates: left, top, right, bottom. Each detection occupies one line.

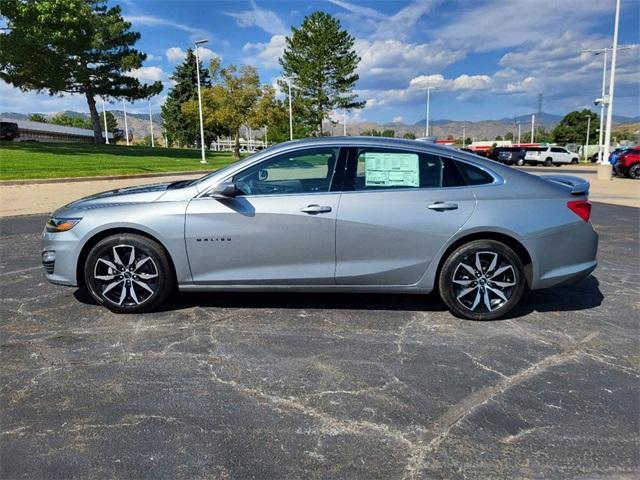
left=208, top=182, right=238, bottom=199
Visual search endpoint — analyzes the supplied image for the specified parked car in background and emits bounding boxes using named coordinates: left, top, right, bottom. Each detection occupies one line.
left=613, top=148, right=640, bottom=179
left=42, top=137, right=598, bottom=321
left=525, top=146, right=580, bottom=166
left=492, top=147, right=527, bottom=166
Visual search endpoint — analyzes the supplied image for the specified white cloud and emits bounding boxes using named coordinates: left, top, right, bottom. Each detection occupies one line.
left=130, top=66, right=165, bottom=83
left=356, top=39, right=465, bottom=88
left=242, top=35, right=286, bottom=69
left=392, top=116, right=404, bottom=123
left=409, top=74, right=492, bottom=92
left=165, top=46, right=218, bottom=64
left=124, top=14, right=212, bottom=40
left=226, top=0, right=287, bottom=36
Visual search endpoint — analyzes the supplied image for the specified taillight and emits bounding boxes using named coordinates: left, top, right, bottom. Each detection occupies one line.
left=567, top=200, right=591, bottom=222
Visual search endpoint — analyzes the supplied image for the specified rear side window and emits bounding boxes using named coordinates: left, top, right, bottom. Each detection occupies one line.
left=348, top=148, right=466, bottom=190
left=456, top=161, right=495, bottom=186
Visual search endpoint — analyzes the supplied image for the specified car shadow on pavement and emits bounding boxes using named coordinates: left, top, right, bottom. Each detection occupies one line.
left=73, top=276, right=603, bottom=320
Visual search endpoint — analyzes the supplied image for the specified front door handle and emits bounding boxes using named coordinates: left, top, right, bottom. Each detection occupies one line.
left=428, top=201, right=458, bottom=211
left=301, top=204, right=332, bottom=214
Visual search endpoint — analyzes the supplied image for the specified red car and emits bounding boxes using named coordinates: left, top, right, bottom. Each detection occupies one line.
left=614, top=147, right=640, bottom=179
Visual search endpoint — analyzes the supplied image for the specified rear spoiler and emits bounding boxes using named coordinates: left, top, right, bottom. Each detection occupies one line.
left=539, top=175, right=590, bottom=196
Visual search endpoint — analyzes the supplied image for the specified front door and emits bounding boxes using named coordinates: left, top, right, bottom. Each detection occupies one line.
left=185, top=147, right=343, bottom=285
left=335, top=147, right=477, bottom=285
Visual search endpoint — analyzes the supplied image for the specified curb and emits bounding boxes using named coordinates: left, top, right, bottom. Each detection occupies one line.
left=0, top=170, right=213, bottom=186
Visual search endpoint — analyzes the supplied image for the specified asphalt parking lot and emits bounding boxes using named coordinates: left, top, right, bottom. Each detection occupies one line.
left=1, top=204, right=638, bottom=479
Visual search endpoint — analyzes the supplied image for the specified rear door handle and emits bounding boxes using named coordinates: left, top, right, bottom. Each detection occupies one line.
left=301, top=204, right=332, bottom=214
left=428, top=201, right=458, bottom=211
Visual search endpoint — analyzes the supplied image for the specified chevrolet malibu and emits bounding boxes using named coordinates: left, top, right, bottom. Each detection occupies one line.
left=42, top=137, right=598, bottom=320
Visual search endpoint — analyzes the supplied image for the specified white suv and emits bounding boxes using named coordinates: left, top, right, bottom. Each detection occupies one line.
left=524, top=146, right=580, bottom=166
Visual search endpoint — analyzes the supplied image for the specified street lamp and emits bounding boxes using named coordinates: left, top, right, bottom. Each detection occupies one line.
left=343, top=109, right=347, bottom=136
left=423, top=87, right=435, bottom=137
left=122, top=100, right=129, bottom=146
left=462, top=125, right=466, bottom=147
left=148, top=98, right=154, bottom=148
left=584, top=114, right=592, bottom=161
left=101, top=97, right=109, bottom=145
left=195, top=38, right=209, bottom=164
left=517, top=122, right=521, bottom=145
left=601, top=0, right=621, bottom=178
left=530, top=114, right=535, bottom=143
left=286, top=77, right=293, bottom=141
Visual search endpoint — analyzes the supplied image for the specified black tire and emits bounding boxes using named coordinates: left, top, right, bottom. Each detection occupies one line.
left=544, top=157, right=553, bottom=167
left=439, top=240, right=526, bottom=320
left=571, top=157, right=579, bottom=164
left=84, top=234, right=174, bottom=313
left=554, top=163, right=562, bottom=167
left=516, top=158, right=524, bottom=166
left=628, top=163, right=640, bottom=180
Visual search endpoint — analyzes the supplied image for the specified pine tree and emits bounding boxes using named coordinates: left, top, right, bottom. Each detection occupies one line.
left=0, top=0, right=162, bottom=142
left=161, top=49, right=216, bottom=147
left=279, top=11, right=364, bottom=135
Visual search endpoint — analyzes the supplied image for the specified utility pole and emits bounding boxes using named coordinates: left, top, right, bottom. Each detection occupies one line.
left=101, top=98, right=109, bottom=144
left=597, top=48, right=608, bottom=163
left=287, top=78, right=293, bottom=141
left=148, top=99, right=154, bottom=148
left=601, top=0, right=621, bottom=179
left=122, top=100, right=129, bottom=146
left=195, top=39, right=209, bottom=164
left=517, top=122, right=521, bottom=145
left=584, top=115, right=592, bottom=160
left=531, top=114, right=535, bottom=143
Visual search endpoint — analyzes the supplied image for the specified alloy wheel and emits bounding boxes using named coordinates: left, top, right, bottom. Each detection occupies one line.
left=93, top=244, right=159, bottom=307
left=452, top=251, right=517, bottom=313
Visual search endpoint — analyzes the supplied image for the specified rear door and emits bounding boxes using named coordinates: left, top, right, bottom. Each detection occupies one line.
left=551, top=147, right=570, bottom=163
left=334, top=147, right=477, bottom=285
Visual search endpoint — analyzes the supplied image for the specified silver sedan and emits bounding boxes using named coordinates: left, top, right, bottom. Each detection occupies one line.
left=41, top=137, right=598, bottom=320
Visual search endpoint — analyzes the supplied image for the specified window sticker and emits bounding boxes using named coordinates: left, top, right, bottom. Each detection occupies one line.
left=364, top=152, right=419, bottom=187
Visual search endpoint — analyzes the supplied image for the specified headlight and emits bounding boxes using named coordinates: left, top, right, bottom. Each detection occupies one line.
left=45, top=217, right=82, bottom=233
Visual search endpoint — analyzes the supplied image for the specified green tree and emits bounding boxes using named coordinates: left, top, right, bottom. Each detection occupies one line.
left=279, top=11, right=364, bottom=135
left=28, top=113, right=47, bottom=123
left=361, top=129, right=382, bottom=136
left=504, top=132, right=514, bottom=141
left=381, top=129, right=395, bottom=138
left=161, top=49, right=218, bottom=148
left=183, top=59, right=275, bottom=159
left=403, top=132, right=416, bottom=139
left=495, top=135, right=503, bottom=141
left=552, top=109, right=600, bottom=144
left=49, top=112, right=92, bottom=129
left=0, top=0, right=162, bottom=142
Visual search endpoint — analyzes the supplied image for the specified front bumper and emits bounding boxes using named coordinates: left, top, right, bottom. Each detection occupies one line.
left=41, top=229, right=82, bottom=286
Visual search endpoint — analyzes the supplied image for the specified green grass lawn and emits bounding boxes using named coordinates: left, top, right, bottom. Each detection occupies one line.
left=0, top=142, right=239, bottom=180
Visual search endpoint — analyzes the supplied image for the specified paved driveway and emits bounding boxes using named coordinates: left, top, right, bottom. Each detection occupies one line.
left=1, top=204, right=638, bottom=479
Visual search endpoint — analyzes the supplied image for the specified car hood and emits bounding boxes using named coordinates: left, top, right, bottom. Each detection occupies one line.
left=63, top=182, right=172, bottom=210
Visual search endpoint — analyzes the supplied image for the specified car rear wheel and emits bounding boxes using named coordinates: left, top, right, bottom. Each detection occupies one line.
left=571, top=158, right=579, bottom=164
left=516, top=158, right=524, bottom=166
left=84, top=234, right=174, bottom=313
left=439, top=240, right=526, bottom=320
left=544, top=157, right=553, bottom=167
left=628, top=163, right=640, bottom=179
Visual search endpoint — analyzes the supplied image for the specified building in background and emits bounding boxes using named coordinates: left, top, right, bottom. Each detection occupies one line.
left=0, top=117, right=112, bottom=143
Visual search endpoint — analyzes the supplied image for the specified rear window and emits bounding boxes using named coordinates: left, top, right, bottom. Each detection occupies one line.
left=456, top=162, right=495, bottom=186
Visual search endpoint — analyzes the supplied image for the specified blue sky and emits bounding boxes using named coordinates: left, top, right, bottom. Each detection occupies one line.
left=1, top=0, right=639, bottom=123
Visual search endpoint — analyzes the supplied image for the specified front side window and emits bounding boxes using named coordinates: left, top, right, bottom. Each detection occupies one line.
left=233, top=148, right=339, bottom=196
left=348, top=148, right=466, bottom=191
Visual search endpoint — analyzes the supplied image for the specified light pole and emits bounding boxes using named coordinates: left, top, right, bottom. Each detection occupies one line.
left=517, top=122, right=521, bottom=145
left=195, top=38, right=209, bottom=164
left=101, top=98, right=109, bottom=144
left=286, top=78, right=293, bottom=141
left=530, top=114, right=535, bottom=143
left=122, top=100, right=129, bottom=146
left=343, top=109, right=347, bottom=136
left=584, top=114, right=592, bottom=161
left=424, top=87, right=433, bottom=137
left=601, top=0, right=621, bottom=178
left=148, top=98, right=154, bottom=147
left=462, top=125, right=466, bottom=147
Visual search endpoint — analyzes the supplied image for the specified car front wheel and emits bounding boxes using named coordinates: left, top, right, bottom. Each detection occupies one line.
left=84, top=234, right=174, bottom=313
left=439, top=240, right=526, bottom=320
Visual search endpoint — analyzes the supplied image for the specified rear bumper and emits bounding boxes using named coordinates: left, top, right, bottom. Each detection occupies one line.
left=528, top=220, right=599, bottom=290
